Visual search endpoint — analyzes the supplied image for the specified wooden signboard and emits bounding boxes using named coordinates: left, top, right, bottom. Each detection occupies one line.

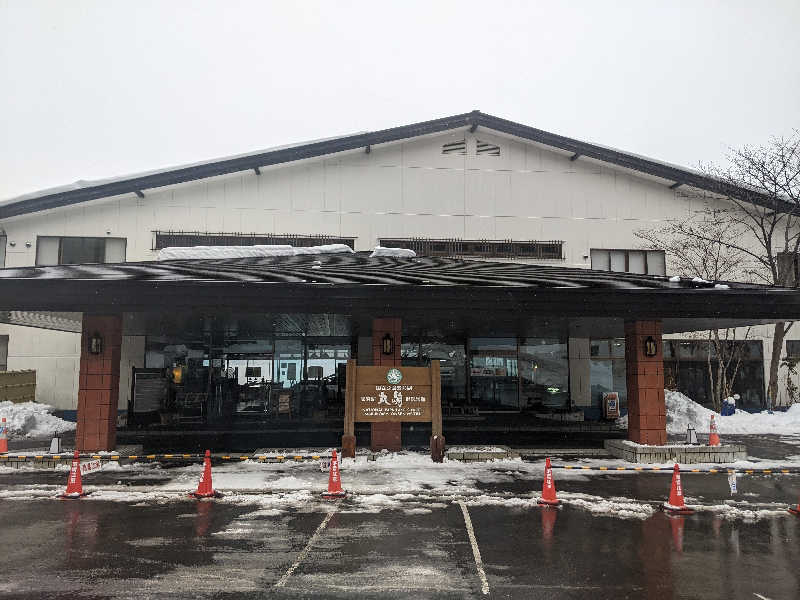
left=343, top=360, right=442, bottom=437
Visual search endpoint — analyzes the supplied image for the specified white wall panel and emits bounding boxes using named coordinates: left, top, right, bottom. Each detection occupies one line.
left=464, top=215, right=496, bottom=239
left=404, top=167, right=463, bottom=215
left=340, top=166, right=402, bottom=214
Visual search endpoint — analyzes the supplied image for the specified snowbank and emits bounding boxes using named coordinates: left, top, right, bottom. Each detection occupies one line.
left=0, top=401, right=76, bottom=439
left=369, top=246, right=416, bottom=258
left=157, top=244, right=354, bottom=261
left=616, top=390, right=800, bottom=435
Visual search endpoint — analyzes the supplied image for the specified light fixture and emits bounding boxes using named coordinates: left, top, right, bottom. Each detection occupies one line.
left=89, top=332, right=103, bottom=355
left=644, top=336, right=658, bottom=357
left=382, top=333, right=394, bottom=355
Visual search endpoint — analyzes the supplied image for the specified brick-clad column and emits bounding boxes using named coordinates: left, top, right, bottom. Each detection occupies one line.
left=625, top=320, right=666, bottom=446
left=370, top=317, right=402, bottom=452
left=76, top=315, right=122, bottom=452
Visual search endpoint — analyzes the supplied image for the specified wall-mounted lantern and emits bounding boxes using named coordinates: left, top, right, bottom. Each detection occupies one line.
left=382, top=332, right=394, bottom=356
left=89, top=332, right=103, bottom=355
left=644, top=336, right=658, bottom=357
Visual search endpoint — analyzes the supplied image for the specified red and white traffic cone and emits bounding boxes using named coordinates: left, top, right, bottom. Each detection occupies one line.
left=662, top=463, right=693, bottom=515
left=708, top=415, right=721, bottom=447
left=789, top=496, right=800, bottom=516
left=0, top=417, right=8, bottom=453
left=58, top=450, right=89, bottom=499
left=538, top=457, right=559, bottom=506
left=322, top=449, right=346, bottom=500
left=189, top=450, right=222, bottom=499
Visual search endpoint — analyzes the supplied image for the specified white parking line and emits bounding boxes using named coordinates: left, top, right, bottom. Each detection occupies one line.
left=458, top=501, right=490, bottom=595
left=275, top=510, right=335, bottom=588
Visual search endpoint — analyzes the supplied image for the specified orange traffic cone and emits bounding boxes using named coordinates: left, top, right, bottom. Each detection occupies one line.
left=538, top=457, right=559, bottom=506
left=322, top=449, right=346, bottom=499
left=789, top=496, right=800, bottom=516
left=0, top=417, right=8, bottom=453
left=708, top=415, right=721, bottom=447
left=58, top=450, right=89, bottom=499
left=189, top=450, right=222, bottom=499
left=662, top=463, right=693, bottom=515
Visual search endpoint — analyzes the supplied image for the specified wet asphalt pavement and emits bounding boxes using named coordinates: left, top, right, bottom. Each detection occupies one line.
left=1, top=470, right=799, bottom=599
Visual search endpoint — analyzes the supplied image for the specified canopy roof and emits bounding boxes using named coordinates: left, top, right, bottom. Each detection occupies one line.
left=0, top=254, right=797, bottom=336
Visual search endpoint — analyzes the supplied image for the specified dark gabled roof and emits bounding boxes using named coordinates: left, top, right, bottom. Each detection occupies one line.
left=0, top=254, right=797, bottom=325
left=0, top=111, right=772, bottom=219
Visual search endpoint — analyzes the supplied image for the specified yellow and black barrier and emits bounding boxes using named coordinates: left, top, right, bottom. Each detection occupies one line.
left=552, top=464, right=799, bottom=475
left=1, top=453, right=798, bottom=475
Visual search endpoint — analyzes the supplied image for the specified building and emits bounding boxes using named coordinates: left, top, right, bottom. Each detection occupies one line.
left=0, top=111, right=797, bottom=451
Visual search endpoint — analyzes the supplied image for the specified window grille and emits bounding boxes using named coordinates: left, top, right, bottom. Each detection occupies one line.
left=153, top=232, right=356, bottom=251
left=379, top=238, right=563, bottom=260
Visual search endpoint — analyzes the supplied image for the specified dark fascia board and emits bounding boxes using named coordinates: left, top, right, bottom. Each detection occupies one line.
left=0, top=110, right=776, bottom=219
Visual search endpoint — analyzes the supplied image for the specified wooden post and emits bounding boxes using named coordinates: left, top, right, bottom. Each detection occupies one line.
left=430, top=359, right=445, bottom=462
left=341, top=359, right=357, bottom=457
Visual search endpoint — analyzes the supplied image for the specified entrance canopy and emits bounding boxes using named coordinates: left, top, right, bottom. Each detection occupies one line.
left=0, top=253, right=798, bottom=336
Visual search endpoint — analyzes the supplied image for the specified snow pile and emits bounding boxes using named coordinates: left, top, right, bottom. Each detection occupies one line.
left=158, top=244, right=354, bottom=261
left=616, top=390, right=800, bottom=435
left=369, top=246, right=416, bottom=258
left=0, top=401, right=76, bottom=439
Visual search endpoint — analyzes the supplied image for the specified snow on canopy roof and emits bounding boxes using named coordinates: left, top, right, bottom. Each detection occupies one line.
left=157, top=243, right=355, bottom=261
left=0, top=252, right=776, bottom=291
left=0, top=111, right=773, bottom=219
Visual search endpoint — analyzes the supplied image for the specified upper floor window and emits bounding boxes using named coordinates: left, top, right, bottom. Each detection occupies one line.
left=152, top=231, right=355, bottom=251
left=379, top=238, right=563, bottom=260
left=590, top=249, right=665, bottom=276
left=36, top=236, right=126, bottom=266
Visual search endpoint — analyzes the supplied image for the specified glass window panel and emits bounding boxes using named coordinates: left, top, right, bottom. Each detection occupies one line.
left=628, top=251, right=646, bottom=274
left=609, top=250, right=626, bottom=272
left=590, top=249, right=610, bottom=271
left=519, top=339, right=569, bottom=411
left=647, top=251, right=666, bottom=276
left=35, top=236, right=60, bottom=266
left=0, top=236, right=6, bottom=267
left=470, top=338, right=519, bottom=410
left=60, top=237, right=105, bottom=264
left=104, top=238, right=127, bottom=263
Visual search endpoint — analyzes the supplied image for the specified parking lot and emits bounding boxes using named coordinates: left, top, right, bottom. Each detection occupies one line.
left=1, top=476, right=799, bottom=599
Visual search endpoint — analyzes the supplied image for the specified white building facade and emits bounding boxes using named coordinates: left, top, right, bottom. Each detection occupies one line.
left=0, top=112, right=790, bottom=414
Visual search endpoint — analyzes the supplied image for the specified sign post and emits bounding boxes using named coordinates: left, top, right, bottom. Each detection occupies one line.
left=342, top=360, right=443, bottom=461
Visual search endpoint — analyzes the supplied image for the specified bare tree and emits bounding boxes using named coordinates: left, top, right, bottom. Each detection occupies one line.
left=642, top=132, right=800, bottom=406
left=637, top=212, right=753, bottom=411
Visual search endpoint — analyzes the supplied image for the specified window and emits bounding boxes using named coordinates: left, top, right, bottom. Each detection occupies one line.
left=590, top=249, right=665, bottom=276
left=786, top=341, right=800, bottom=359
left=380, top=238, right=564, bottom=260
left=36, top=236, right=126, bottom=266
left=0, top=335, right=7, bottom=371
left=0, top=235, right=6, bottom=267
left=153, top=232, right=355, bottom=251
left=663, top=339, right=765, bottom=409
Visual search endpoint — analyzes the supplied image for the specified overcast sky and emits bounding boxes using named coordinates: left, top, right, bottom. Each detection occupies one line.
left=1, top=0, right=798, bottom=200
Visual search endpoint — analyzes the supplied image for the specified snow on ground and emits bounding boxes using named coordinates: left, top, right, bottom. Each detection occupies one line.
left=0, top=401, right=76, bottom=439
left=616, top=390, right=800, bottom=435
